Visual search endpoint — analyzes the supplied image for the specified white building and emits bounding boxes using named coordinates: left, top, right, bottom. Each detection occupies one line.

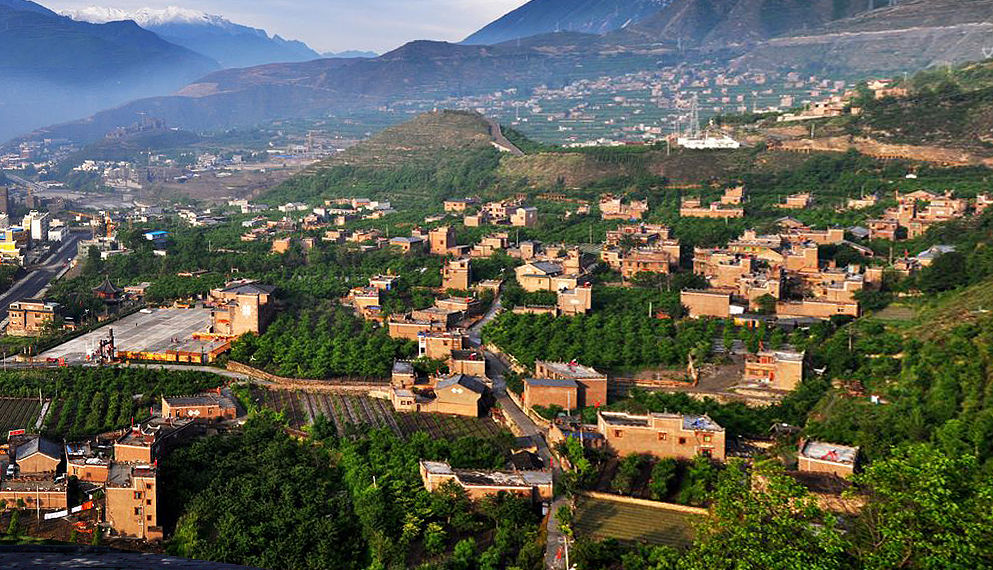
left=22, top=211, right=50, bottom=242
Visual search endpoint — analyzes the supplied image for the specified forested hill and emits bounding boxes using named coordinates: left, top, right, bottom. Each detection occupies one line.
left=852, top=59, right=993, bottom=151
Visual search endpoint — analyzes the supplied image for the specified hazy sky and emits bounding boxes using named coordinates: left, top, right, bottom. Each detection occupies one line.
left=47, top=0, right=528, bottom=53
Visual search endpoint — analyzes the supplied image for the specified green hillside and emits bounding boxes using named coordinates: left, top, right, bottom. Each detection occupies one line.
left=852, top=60, right=993, bottom=151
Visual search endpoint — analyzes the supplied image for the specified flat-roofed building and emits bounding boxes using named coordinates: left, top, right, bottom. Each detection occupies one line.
left=161, top=394, right=237, bottom=421
left=0, top=477, right=68, bottom=511
left=67, top=457, right=110, bottom=483
left=775, top=299, right=859, bottom=319
left=429, top=226, right=456, bottom=255
left=779, top=193, right=813, bottom=210
left=106, top=463, right=161, bottom=540
left=534, top=360, right=608, bottom=409
left=598, top=411, right=725, bottom=461
left=420, top=460, right=553, bottom=501
left=449, top=350, right=486, bottom=377
left=388, top=318, right=444, bottom=341
left=411, top=306, right=461, bottom=328
left=558, top=284, right=592, bottom=316
left=392, top=361, right=417, bottom=388
left=7, top=299, right=60, bottom=337
left=798, top=440, right=860, bottom=478
left=744, top=350, right=805, bottom=391
left=442, top=257, right=471, bottom=291
left=620, top=247, right=680, bottom=278
left=419, top=331, right=466, bottom=360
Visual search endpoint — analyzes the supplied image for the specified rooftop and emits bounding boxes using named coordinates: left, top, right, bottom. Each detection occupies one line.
left=392, top=361, right=414, bottom=375
left=423, top=460, right=551, bottom=489
left=163, top=394, right=235, bottom=409
left=537, top=360, right=604, bottom=379
left=435, top=374, right=487, bottom=394
left=800, top=440, right=859, bottom=465
left=217, top=280, right=276, bottom=296
left=15, top=437, right=61, bottom=462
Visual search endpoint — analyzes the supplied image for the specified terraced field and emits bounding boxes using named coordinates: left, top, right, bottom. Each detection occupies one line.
left=573, top=496, right=699, bottom=548
left=249, top=388, right=506, bottom=441
left=0, top=398, right=43, bottom=436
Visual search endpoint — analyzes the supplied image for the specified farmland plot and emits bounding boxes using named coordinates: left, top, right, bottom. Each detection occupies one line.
left=249, top=388, right=505, bottom=441
left=0, top=398, right=43, bottom=436
left=573, top=496, right=699, bottom=548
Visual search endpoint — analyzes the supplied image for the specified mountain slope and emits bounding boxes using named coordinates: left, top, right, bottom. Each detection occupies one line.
left=0, top=0, right=218, bottom=140
left=464, top=0, right=668, bottom=45
left=733, top=0, right=993, bottom=73
left=614, top=0, right=884, bottom=48
left=63, top=6, right=320, bottom=68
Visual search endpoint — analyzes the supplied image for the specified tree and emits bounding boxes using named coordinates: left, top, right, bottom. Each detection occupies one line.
left=919, top=252, right=968, bottom=293
left=850, top=444, right=993, bottom=569
left=690, top=461, right=848, bottom=570
left=649, top=458, right=678, bottom=501
left=754, top=294, right=777, bottom=315
left=423, top=522, right=447, bottom=555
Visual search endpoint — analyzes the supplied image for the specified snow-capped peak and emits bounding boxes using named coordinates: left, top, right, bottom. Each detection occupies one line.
left=61, top=5, right=232, bottom=28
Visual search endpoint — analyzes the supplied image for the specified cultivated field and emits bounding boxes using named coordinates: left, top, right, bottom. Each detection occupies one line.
left=249, top=388, right=506, bottom=441
left=572, top=496, right=699, bottom=548
left=0, top=398, right=43, bottom=435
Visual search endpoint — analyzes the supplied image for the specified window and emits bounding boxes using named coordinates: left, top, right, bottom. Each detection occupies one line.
left=146, top=499, right=152, bottom=505
left=614, top=429, right=624, bottom=438
left=147, top=515, right=153, bottom=521
left=678, top=437, right=686, bottom=445
left=133, top=491, right=142, bottom=500
left=703, top=435, right=712, bottom=443
left=134, top=507, right=141, bottom=515
left=658, top=432, right=667, bottom=441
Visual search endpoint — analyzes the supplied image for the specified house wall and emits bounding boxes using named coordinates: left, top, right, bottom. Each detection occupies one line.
left=17, top=454, right=59, bottom=474
left=67, top=462, right=109, bottom=483
left=681, top=291, right=731, bottom=319
left=162, top=402, right=236, bottom=421
left=598, top=416, right=726, bottom=461
left=0, top=489, right=67, bottom=510
left=105, top=474, right=158, bottom=539
left=450, top=358, right=486, bottom=377
left=798, top=457, right=855, bottom=479
left=114, top=444, right=153, bottom=465
left=523, top=384, right=578, bottom=411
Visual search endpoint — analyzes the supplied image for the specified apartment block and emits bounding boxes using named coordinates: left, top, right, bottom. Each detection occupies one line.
left=7, top=299, right=60, bottom=337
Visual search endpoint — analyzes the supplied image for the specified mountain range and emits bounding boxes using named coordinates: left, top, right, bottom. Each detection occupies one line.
left=10, top=0, right=993, bottom=147
left=0, top=0, right=217, bottom=140
left=61, top=6, right=321, bottom=68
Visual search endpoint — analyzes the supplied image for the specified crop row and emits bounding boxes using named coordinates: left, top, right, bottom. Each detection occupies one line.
left=0, top=398, right=43, bottom=435
left=250, top=388, right=504, bottom=441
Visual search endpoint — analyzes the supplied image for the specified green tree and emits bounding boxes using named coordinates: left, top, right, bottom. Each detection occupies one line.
left=690, top=461, right=848, bottom=570
left=850, top=444, right=993, bottom=569
left=649, top=458, right=678, bottom=501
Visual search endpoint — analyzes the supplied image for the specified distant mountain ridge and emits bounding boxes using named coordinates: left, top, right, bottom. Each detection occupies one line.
left=464, top=0, right=669, bottom=45
left=0, top=0, right=219, bottom=139
left=62, top=5, right=320, bottom=68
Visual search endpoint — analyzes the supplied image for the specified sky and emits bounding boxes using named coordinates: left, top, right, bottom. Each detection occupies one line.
left=47, top=0, right=529, bottom=53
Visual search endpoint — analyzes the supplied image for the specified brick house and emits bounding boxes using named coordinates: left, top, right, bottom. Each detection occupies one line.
left=0, top=478, right=68, bottom=511
left=209, top=281, right=276, bottom=337
left=798, top=440, right=860, bottom=478
left=14, top=437, right=62, bottom=473
left=523, top=378, right=579, bottom=411
left=557, top=284, right=593, bottom=316
left=598, top=411, right=726, bottom=461
left=419, top=331, right=466, bottom=360
left=429, top=226, right=456, bottom=255
left=420, top=460, right=553, bottom=501
left=161, top=394, right=237, bottom=421
left=442, top=258, right=471, bottom=291
left=449, top=350, right=486, bottom=376
left=744, top=350, right=805, bottom=391
left=534, top=360, right=608, bottom=409
left=106, top=464, right=161, bottom=540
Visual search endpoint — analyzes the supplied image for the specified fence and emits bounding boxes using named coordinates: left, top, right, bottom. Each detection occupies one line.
left=579, top=491, right=708, bottom=516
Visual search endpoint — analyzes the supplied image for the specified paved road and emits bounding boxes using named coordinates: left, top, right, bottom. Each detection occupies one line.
left=485, top=118, right=525, bottom=157
left=0, top=232, right=84, bottom=322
